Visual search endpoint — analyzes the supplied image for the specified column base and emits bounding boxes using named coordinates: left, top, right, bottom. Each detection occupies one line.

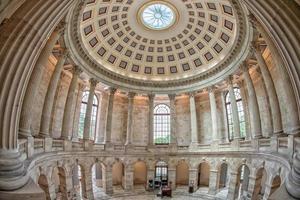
left=63, top=140, right=72, bottom=151
left=18, top=128, right=32, bottom=138
left=285, top=153, right=300, bottom=199
left=83, top=140, right=92, bottom=151
left=189, top=142, right=199, bottom=151
left=105, top=142, right=114, bottom=151
left=37, top=131, right=51, bottom=138
left=273, top=129, right=285, bottom=136
left=0, top=178, right=44, bottom=200
left=44, top=137, right=52, bottom=152
left=0, top=150, right=29, bottom=191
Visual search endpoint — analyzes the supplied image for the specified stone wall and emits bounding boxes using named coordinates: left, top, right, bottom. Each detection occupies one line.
left=175, top=95, right=191, bottom=146
left=97, top=91, right=109, bottom=143
left=251, top=68, right=273, bottom=137
left=132, top=96, right=149, bottom=145
left=31, top=58, right=55, bottom=136
left=195, top=93, right=212, bottom=144
left=50, top=72, right=71, bottom=138
left=111, top=94, right=128, bottom=144
left=262, top=47, right=289, bottom=132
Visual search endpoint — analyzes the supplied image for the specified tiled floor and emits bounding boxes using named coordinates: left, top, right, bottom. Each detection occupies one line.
left=92, top=185, right=228, bottom=200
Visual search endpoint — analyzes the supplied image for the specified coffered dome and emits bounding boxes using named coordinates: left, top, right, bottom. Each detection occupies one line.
left=66, top=0, right=252, bottom=93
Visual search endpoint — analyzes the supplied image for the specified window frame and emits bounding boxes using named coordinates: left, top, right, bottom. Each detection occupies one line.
left=153, top=103, right=171, bottom=145
left=225, top=87, right=246, bottom=141
left=78, top=91, right=99, bottom=140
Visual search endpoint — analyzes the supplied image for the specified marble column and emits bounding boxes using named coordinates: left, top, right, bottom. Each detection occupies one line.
left=168, top=168, right=176, bottom=190
left=61, top=66, right=82, bottom=140
left=253, top=42, right=283, bottom=135
left=61, top=172, right=74, bottom=199
left=247, top=174, right=258, bottom=200
left=146, top=168, right=155, bottom=190
left=72, top=83, right=85, bottom=141
left=39, top=49, right=68, bottom=137
left=241, top=63, right=262, bottom=139
left=208, top=87, right=218, bottom=141
left=104, top=88, right=116, bottom=144
left=48, top=181, right=57, bottom=200
left=227, top=172, right=238, bottom=200
left=221, top=91, right=229, bottom=142
left=208, top=169, right=219, bottom=194
left=19, top=29, right=62, bottom=137
left=286, top=152, right=300, bottom=198
left=189, top=169, right=198, bottom=191
left=124, top=167, right=134, bottom=191
left=83, top=169, right=94, bottom=200
left=125, top=92, right=135, bottom=145
left=227, top=76, right=241, bottom=140
left=83, top=79, right=98, bottom=141
left=189, top=93, right=198, bottom=144
left=168, top=94, right=177, bottom=145
left=252, top=17, right=300, bottom=136
left=103, top=166, right=113, bottom=195
left=148, top=94, right=155, bottom=146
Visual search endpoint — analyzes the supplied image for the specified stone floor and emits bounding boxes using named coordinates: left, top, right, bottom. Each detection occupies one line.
left=91, top=185, right=229, bottom=200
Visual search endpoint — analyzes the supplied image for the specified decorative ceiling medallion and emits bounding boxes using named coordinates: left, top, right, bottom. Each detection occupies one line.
left=139, top=1, right=177, bottom=30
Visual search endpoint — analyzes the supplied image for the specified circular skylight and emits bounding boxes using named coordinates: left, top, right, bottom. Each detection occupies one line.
left=141, top=3, right=176, bottom=30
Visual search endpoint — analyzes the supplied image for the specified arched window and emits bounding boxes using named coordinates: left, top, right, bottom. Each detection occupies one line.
left=78, top=91, right=98, bottom=140
left=153, top=104, right=170, bottom=144
left=225, top=88, right=246, bottom=140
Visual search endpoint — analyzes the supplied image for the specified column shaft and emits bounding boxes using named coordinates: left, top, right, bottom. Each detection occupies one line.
left=242, top=64, right=262, bottom=138
left=72, top=84, right=85, bottom=141
left=148, top=94, right=155, bottom=146
left=83, top=79, right=98, bottom=140
left=254, top=19, right=300, bottom=135
left=104, top=88, right=116, bottom=143
left=125, top=92, right=135, bottom=145
left=39, top=50, right=67, bottom=137
left=254, top=44, right=283, bottom=135
left=208, top=170, right=219, bottom=194
left=227, top=172, right=238, bottom=200
left=209, top=88, right=218, bottom=141
left=19, top=30, right=61, bottom=137
left=169, top=94, right=177, bottom=145
left=228, top=80, right=241, bottom=139
left=61, top=67, right=81, bottom=140
left=189, top=94, right=198, bottom=144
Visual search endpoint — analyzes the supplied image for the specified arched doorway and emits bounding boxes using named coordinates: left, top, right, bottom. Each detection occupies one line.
left=133, top=161, right=147, bottom=189
left=112, top=161, right=125, bottom=190
left=234, top=164, right=250, bottom=199
left=176, top=160, right=189, bottom=188
left=38, top=174, right=51, bottom=200
left=253, top=168, right=267, bottom=199
left=198, top=162, right=210, bottom=190
left=72, top=164, right=86, bottom=199
left=92, top=162, right=105, bottom=198
left=269, top=175, right=281, bottom=196
left=218, top=163, right=228, bottom=189
left=155, top=161, right=168, bottom=188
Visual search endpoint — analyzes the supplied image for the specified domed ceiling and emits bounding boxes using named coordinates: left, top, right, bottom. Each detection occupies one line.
left=66, top=0, right=251, bottom=93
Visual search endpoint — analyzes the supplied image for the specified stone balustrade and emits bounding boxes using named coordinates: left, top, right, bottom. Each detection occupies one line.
left=17, top=136, right=292, bottom=200
left=18, top=136, right=293, bottom=161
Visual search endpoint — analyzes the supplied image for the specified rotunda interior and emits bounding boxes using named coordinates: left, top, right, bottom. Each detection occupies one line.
left=0, top=0, right=299, bottom=200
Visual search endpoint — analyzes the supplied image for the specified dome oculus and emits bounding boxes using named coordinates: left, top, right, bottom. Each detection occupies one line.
left=140, top=2, right=176, bottom=30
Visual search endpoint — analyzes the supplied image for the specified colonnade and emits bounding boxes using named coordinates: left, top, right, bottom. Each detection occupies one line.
left=34, top=155, right=284, bottom=200
left=0, top=1, right=299, bottom=200
left=14, top=23, right=299, bottom=149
